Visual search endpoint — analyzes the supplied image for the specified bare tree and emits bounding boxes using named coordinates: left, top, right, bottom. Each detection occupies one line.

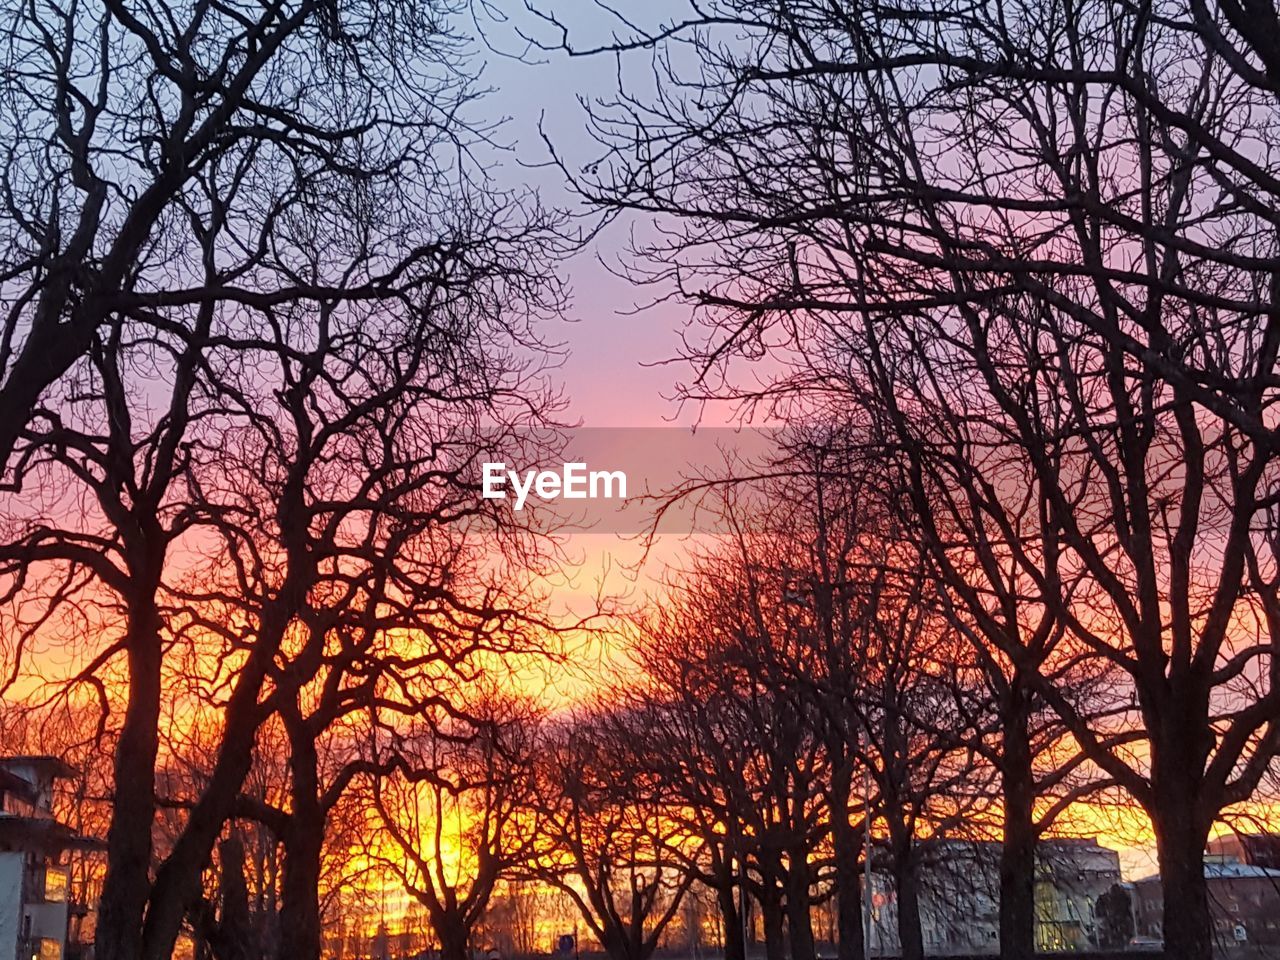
left=618, top=631, right=773, bottom=960
left=0, top=4, right=572, bottom=952
left=533, top=708, right=701, bottom=960
left=653, top=578, right=831, bottom=960
left=528, top=2, right=1280, bottom=957
left=631, top=450, right=1002, bottom=960
left=365, top=691, right=544, bottom=960
left=196, top=368, right=562, bottom=960
left=0, top=0, right=530, bottom=468
left=475, top=879, right=560, bottom=959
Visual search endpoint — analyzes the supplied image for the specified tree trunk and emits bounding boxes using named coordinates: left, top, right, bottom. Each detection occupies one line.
left=278, top=816, right=324, bottom=960
left=1152, top=776, right=1213, bottom=960
left=437, top=916, right=470, bottom=960
left=278, top=716, right=324, bottom=960
left=758, top=871, right=787, bottom=960
left=214, top=836, right=254, bottom=960
left=829, top=775, right=867, bottom=960
left=785, top=845, right=817, bottom=960
left=139, top=690, right=268, bottom=960
left=716, top=871, right=745, bottom=960
left=1000, top=698, right=1037, bottom=960
left=139, top=592, right=305, bottom=960
left=890, top=845, right=923, bottom=960
left=598, top=918, right=654, bottom=960
left=95, top=592, right=164, bottom=960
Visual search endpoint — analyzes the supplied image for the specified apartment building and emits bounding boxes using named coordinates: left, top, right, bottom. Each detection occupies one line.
left=0, top=757, right=94, bottom=960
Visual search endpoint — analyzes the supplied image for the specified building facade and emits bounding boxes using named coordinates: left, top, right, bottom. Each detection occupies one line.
left=1133, top=854, right=1280, bottom=949
left=865, top=837, right=1123, bottom=955
left=0, top=757, right=93, bottom=960
left=1207, top=833, right=1280, bottom=871
left=1033, top=838, right=1126, bottom=951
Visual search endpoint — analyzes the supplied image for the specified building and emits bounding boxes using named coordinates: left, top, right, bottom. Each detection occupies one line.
left=1034, top=838, right=1126, bottom=951
left=0, top=756, right=95, bottom=960
left=1207, top=833, right=1280, bottom=871
left=1133, top=856, right=1280, bottom=948
left=864, top=839, right=999, bottom=955
left=865, top=837, right=1122, bottom=955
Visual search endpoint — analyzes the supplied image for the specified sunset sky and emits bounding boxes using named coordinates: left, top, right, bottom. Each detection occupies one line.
left=7, top=4, right=1277, bottom=958
left=462, top=3, right=1196, bottom=884
left=476, top=3, right=704, bottom=427
left=467, top=2, right=742, bottom=701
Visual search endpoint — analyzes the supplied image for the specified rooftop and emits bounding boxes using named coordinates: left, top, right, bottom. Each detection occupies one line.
left=0, top=755, right=79, bottom=779
left=1134, top=860, right=1280, bottom=884
left=0, top=767, right=33, bottom=796
left=0, top=815, right=102, bottom=854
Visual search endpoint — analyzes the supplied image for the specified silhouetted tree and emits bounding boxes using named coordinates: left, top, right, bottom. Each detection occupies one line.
left=0, top=3, right=571, bottom=957
left=533, top=3, right=1280, bottom=958
left=366, top=692, right=544, bottom=960
left=1096, top=883, right=1134, bottom=949
left=533, top=709, right=701, bottom=960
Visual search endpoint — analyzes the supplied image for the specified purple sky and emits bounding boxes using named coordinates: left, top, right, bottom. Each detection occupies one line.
left=472, top=3, right=703, bottom=427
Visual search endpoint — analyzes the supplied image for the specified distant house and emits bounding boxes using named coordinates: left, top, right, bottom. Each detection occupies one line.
left=864, top=837, right=1122, bottom=955
left=1133, top=857, right=1280, bottom=948
left=867, top=839, right=1000, bottom=954
left=1207, top=833, right=1280, bottom=871
left=1034, top=838, right=1126, bottom=951
left=0, top=756, right=96, bottom=960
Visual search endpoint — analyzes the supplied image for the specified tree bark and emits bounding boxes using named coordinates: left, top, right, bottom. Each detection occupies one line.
left=716, top=871, right=745, bottom=960
left=139, top=677, right=273, bottom=960
left=95, top=589, right=164, bottom=960
left=757, top=870, right=787, bottom=960
left=1152, top=773, right=1213, bottom=960
left=829, top=772, right=867, bottom=960
left=278, top=812, right=324, bottom=960
left=829, top=808, right=870, bottom=960
left=214, top=836, right=254, bottom=960
left=437, top=916, right=471, bottom=960
left=140, top=582, right=306, bottom=960
left=597, top=916, right=655, bottom=960
left=785, top=844, right=817, bottom=960
left=890, top=846, right=923, bottom=960
left=278, top=714, right=324, bottom=960
left=1000, top=698, right=1037, bottom=960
